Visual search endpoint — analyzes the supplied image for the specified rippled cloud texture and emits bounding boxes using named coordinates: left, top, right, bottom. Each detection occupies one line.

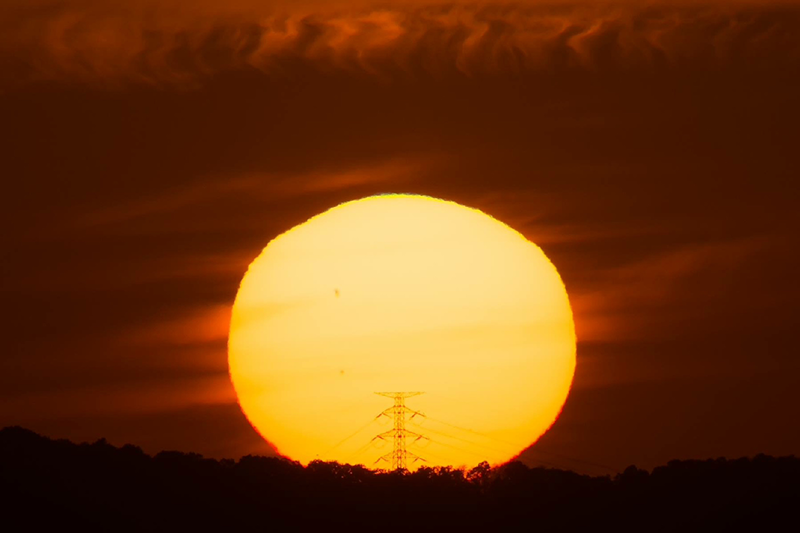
left=3, top=1, right=799, bottom=85
left=1, top=1, right=798, bottom=471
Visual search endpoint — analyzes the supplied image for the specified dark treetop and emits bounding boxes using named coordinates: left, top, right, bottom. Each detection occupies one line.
left=1, top=427, right=797, bottom=532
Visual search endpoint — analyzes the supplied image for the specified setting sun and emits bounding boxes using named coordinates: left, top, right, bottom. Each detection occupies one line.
left=228, top=194, right=576, bottom=469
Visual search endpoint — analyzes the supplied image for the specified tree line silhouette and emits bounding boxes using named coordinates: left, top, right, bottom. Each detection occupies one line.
left=1, top=426, right=796, bottom=531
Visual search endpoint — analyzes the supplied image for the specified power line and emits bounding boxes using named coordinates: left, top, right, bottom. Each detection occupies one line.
left=345, top=439, right=379, bottom=464
left=349, top=392, right=619, bottom=474
left=416, top=423, right=508, bottom=458
left=318, top=417, right=381, bottom=460
left=423, top=413, right=618, bottom=473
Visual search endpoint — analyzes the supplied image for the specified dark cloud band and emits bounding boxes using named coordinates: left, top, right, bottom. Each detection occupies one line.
left=2, top=2, right=799, bottom=86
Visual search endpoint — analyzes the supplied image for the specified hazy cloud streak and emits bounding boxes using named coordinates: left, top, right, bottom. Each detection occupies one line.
left=2, top=2, right=799, bottom=86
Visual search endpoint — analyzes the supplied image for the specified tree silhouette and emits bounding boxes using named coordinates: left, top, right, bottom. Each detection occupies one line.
left=0, top=426, right=797, bottom=532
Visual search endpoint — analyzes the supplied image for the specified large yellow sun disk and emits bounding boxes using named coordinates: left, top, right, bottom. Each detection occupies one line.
left=228, top=194, right=576, bottom=469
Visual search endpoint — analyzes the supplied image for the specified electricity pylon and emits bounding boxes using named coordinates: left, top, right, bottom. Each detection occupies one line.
left=373, top=392, right=426, bottom=471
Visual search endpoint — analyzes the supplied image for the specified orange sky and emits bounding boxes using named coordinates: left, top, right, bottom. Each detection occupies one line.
left=0, top=0, right=798, bottom=472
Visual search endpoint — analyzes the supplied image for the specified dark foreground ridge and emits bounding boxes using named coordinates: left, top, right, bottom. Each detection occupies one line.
left=1, top=427, right=797, bottom=532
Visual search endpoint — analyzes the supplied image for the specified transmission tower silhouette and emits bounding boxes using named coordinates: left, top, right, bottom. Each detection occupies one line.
left=373, top=392, right=427, bottom=470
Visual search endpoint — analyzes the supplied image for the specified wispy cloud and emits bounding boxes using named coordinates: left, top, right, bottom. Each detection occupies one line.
left=571, top=237, right=767, bottom=342
left=2, top=1, right=798, bottom=86
left=0, top=374, right=237, bottom=420
left=77, top=155, right=437, bottom=230
left=123, top=304, right=232, bottom=347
